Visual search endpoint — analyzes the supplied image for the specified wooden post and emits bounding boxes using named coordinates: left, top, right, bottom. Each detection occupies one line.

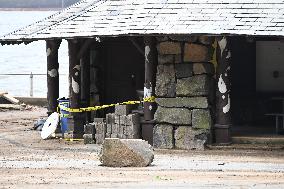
left=68, top=39, right=84, bottom=138
left=80, top=47, right=91, bottom=122
left=143, top=36, right=158, bottom=145
left=214, top=36, right=232, bottom=144
left=46, top=39, right=61, bottom=115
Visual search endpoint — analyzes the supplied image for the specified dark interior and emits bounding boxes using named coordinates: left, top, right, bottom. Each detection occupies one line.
left=231, top=37, right=284, bottom=136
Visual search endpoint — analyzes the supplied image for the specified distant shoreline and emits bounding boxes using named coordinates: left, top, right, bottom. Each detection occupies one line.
left=0, top=8, right=62, bottom=11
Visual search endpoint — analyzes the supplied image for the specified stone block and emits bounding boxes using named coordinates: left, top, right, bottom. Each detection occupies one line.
left=106, top=113, right=115, bottom=124
left=99, top=138, right=154, bottom=167
left=157, top=41, right=181, bottom=55
left=169, top=35, right=198, bottom=43
left=155, top=64, right=176, bottom=97
left=174, top=54, right=182, bottom=63
left=153, top=124, right=174, bottom=149
left=95, top=133, right=105, bottom=144
left=174, top=126, right=208, bottom=150
left=198, top=36, right=215, bottom=45
left=154, top=106, right=191, bottom=125
left=111, top=134, right=118, bottom=138
left=83, top=134, right=95, bottom=144
left=156, top=97, right=209, bottom=109
left=184, top=43, right=211, bottom=62
left=112, top=124, right=119, bottom=134
left=192, top=109, right=212, bottom=129
left=106, top=124, right=112, bottom=135
left=105, top=133, right=111, bottom=138
left=119, top=115, right=126, bottom=125
left=126, top=124, right=141, bottom=137
left=158, top=54, right=175, bottom=64
left=125, top=113, right=140, bottom=126
left=93, top=118, right=105, bottom=123
left=84, top=123, right=95, bottom=134
left=63, top=132, right=74, bottom=139
left=95, top=122, right=106, bottom=135
left=175, top=64, right=193, bottom=78
left=114, top=115, right=120, bottom=125
left=193, top=63, right=215, bottom=75
left=176, top=75, right=211, bottom=97
left=115, top=105, right=131, bottom=116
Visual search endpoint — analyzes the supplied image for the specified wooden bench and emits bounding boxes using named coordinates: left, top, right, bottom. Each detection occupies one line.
left=265, top=113, right=284, bottom=134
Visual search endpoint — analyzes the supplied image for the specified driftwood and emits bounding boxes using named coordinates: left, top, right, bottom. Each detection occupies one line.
left=0, top=91, right=19, bottom=104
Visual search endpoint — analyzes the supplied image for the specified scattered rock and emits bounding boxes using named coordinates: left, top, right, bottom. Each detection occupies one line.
left=99, top=138, right=154, bottom=167
left=153, top=124, right=174, bottom=149
left=156, top=97, right=209, bottom=109
left=155, top=64, right=176, bottom=97
left=154, top=106, right=191, bottom=125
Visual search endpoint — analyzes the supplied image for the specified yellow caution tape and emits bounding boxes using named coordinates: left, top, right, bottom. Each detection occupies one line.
left=58, top=96, right=155, bottom=113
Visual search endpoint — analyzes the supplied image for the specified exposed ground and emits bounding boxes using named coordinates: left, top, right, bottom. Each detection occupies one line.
left=0, top=107, right=284, bottom=188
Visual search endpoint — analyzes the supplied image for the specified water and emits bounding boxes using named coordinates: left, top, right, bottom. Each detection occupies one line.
left=0, top=11, right=69, bottom=97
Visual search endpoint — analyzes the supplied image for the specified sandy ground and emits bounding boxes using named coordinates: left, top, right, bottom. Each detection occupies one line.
left=0, top=107, right=284, bottom=189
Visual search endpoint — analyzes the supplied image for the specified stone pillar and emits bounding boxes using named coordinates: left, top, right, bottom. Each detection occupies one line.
left=46, top=39, right=61, bottom=115
left=214, top=36, right=232, bottom=144
left=68, top=39, right=84, bottom=138
left=143, top=36, right=158, bottom=145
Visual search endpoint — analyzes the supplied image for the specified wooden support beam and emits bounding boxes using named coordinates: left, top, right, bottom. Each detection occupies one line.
left=80, top=48, right=91, bottom=122
left=68, top=39, right=85, bottom=138
left=214, top=36, right=232, bottom=145
left=77, top=38, right=96, bottom=59
left=46, top=39, right=61, bottom=115
left=143, top=36, right=158, bottom=145
left=129, top=38, right=144, bottom=56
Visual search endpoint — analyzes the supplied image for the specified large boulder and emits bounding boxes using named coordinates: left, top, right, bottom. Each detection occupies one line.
left=155, top=64, right=176, bottom=97
left=154, top=106, right=192, bottom=125
left=99, top=138, right=154, bottom=167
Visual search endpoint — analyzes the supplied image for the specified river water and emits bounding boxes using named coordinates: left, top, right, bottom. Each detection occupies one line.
left=0, top=11, right=69, bottom=97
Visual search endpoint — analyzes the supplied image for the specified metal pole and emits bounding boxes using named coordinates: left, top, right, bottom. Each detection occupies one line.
left=30, top=72, right=33, bottom=97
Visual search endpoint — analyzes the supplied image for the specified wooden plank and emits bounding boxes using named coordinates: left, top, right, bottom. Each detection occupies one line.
left=2, top=94, right=19, bottom=104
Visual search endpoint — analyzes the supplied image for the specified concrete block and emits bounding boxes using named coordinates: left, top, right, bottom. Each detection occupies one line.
left=83, top=134, right=95, bottom=144
left=95, top=133, right=105, bottom=144
left=84, top=123, right=95, bottom=134
left=115, top=105, right=131, bottom=116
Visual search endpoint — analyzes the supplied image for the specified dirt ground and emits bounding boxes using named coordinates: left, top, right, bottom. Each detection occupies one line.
left=0, top=107, right=284, bottom=189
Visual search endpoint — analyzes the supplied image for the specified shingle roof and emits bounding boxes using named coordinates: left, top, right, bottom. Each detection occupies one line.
left=1, top=0, right=284, bottom=43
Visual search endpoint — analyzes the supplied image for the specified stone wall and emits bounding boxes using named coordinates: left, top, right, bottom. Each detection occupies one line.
left=153, top=36, right=215, bottom=150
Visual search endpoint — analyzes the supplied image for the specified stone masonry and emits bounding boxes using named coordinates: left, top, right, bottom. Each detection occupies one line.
left=154, top=35, right=215, bottom=150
